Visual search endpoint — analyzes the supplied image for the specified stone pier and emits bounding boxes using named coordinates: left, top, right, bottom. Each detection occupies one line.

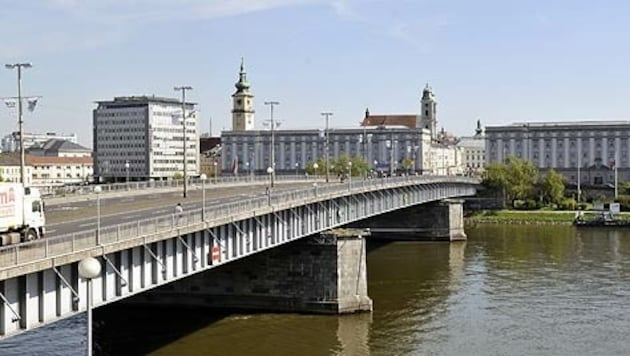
left=131, top=229, right=372, bottom=314
left=352, top=199, right=466, bottom=241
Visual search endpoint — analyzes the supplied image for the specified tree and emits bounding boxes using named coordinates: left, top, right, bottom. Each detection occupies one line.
left=402, top=157, right=414, bottom=173
left=172, top=172, right=183, bottom=180
left=504, top=156, right=538, bottom=202
left=482, top=156, right=540, bottom=207
left=541, top=169, right=565, bottom=205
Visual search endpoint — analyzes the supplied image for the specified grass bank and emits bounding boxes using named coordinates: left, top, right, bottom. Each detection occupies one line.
left=466, top=210, right=630, bottom=225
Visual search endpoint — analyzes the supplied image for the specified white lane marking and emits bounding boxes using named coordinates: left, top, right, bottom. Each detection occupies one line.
left=79, top=222, right=95, bottom=228
left=47, top=229, right=56, bottom=234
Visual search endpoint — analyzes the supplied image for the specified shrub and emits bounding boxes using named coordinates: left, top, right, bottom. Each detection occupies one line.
left=559, top=198, right=576, bottom=210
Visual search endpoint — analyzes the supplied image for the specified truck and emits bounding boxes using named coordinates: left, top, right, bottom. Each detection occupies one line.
left=0, top=183, right=46, bottom=246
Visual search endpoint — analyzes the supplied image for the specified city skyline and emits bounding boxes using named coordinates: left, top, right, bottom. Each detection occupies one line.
left=1, top=0, right=630, bottom=147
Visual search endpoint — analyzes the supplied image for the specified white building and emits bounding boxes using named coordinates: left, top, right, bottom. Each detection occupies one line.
left=222, top=126, right=429, bottom=175
left=29, top=155, right=93, bottom=186
left=0, top=154, right=33, bottom=186
left=1, top=132, right=78, bottom=152
left=457, top=120, right=485, bottom=176
left=93, top=96, right=199, bottom=182
left=485, top=121, right=630, bottom=186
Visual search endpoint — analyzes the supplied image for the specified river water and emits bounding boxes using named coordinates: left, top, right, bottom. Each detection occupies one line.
left=2, top=224, right=630, bottom=355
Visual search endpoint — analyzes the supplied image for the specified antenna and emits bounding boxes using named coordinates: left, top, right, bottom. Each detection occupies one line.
left=209, top=116, right=212, bottom=137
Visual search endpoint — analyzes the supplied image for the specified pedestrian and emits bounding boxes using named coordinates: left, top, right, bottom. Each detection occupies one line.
left=175, top=203, right=184, bottom=225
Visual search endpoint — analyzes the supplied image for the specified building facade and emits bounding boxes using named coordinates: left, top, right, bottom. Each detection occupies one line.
left=221, top=127, right=429, bottom=175
left=93, top=96, right=199, bottom=182
left=457, top=119, right=485, bottom=176
left=485, top=121, right=630, bottom=186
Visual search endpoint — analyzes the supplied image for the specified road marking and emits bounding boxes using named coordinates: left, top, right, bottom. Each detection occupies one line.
left=79, top=222, right=95, bottom=228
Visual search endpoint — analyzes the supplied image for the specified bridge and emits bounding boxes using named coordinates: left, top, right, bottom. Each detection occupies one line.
left=0, top=176, right=479, bottom=340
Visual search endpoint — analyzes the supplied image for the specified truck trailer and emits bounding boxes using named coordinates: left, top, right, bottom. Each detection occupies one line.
left=0, top=183, right=46, bottom=246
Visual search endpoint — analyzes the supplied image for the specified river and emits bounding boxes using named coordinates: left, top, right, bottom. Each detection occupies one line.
left=2, top=224, right=630, bottom=355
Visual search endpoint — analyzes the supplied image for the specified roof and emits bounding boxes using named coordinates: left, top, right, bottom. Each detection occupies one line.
left=0, top=153, right=92, bottom=166
left=361, top=115, right=418, bottom=129
left=38, top=139, right=90, bottom=152
left=486, top=120, right=630, bottom=131
left=95, top=95, right=197, bottom=106
left=27, top=155, right=93, bottom=165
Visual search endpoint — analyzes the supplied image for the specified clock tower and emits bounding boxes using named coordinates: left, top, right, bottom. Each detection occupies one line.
left=232, top=58, right=255, bottom=131
left=419, top=83, right=438, bottom=141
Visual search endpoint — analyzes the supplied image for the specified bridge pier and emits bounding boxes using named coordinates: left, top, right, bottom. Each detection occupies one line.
left=356, top=199, right=466, bottom=241
left=134, top=229, right=372, bottom=314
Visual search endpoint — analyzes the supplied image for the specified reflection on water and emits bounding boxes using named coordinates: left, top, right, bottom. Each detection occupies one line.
left=3, top=226, right=630, bottom=355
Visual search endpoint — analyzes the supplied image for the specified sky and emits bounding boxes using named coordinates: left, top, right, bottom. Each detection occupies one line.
left=1, top=0, right=629, bottom=148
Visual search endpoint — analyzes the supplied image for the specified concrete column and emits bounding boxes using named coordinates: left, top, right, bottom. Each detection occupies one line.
left=350, top=199, right=466, bottom=241
left=132, top=229, right=372, bottom=315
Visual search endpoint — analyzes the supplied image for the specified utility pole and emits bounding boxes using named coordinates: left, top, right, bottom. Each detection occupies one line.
left=265, top=101, right=279, bottom=188
left=5, top=63, right=32, bottom=187
left=174, top=86, right=193, bottom=198
left=577, top=140, right=581, bottom=203
left=322, top=112, right=333, bottom=183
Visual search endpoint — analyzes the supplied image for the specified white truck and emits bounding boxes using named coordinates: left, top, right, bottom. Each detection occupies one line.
left=0, top=183, right=46, bottom=246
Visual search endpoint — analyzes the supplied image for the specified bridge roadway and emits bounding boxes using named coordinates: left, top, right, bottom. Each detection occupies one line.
left=0, top=175, right=479, bottom=340
left=45, top=181, right=318, bottom=237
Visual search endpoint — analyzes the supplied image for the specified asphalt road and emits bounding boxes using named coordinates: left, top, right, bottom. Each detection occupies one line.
left=44, top=182, right=316, bottom=237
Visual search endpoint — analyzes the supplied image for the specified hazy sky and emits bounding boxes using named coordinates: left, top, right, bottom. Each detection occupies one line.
left=1, top=0, right=629, bottom=147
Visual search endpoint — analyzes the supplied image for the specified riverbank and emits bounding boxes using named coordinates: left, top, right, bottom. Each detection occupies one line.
left=466, top=210, right=630, bottom=225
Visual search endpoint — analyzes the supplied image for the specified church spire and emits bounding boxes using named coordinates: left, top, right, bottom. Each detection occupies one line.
left=235, top=57, right=250, bottom=93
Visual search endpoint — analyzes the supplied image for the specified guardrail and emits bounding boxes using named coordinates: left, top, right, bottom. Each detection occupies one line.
left=0, top=176, right=480, bottom=270
left=37, top=174, right=324, bottom=198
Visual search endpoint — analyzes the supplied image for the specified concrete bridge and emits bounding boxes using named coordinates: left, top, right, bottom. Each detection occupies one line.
left=0, top=176, right=479, bottom=339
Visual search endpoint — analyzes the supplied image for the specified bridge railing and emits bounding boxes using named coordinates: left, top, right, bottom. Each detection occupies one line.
left=0, top=175, right=479, bottom=270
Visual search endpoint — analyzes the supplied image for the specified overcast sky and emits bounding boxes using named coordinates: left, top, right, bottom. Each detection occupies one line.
left=1, top=0, right=629, bottom=147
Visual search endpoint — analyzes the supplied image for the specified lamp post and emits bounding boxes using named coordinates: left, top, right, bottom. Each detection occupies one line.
left=124, top=160, right=130, bottom=190
left=295, top=162, right=299, bottom=177
left=321, top=112, right=333, bottom=183
left=78, top=257, right=102, bottom=356
left=264, top=101, right=279, bottom=188
left=213, top=161, right=218, bottom=184
left=200, top=174, right=207, bottom=221
left=312, top=162, right=319, bottom=177
left=94, top=186, right=102, bottom=245
left=347, top=161, right=352, bottom=189
left=5, top=62, right=32, bottom=187
left=266, top=166, right=273, bottom=204
left=174, top=85, right=193, bottom=198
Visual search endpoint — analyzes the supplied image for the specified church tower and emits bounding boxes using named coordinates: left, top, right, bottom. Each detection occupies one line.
left=232, top=58, right=255, bottom=131
left=419, top=83, right=438, bottom=140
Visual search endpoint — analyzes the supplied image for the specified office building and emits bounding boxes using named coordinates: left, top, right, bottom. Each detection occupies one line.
left=93, top=96, right=199, bottom=182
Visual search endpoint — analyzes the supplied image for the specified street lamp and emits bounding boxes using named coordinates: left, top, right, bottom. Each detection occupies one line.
left=94, top=186, right=102, bottom=245
left=174, top=85, right=193, bottom=198
left=266, top=166, right=273, bottom=204
left=347, top=161, right=352, bottom=188
left=295, top=162, right=299, bottom=177
left=265, top=101, right=279, bottom=188
left=213, top=161, right=218, bottom=184
left=78, top=257, right=102, bottom=356
left=124, top=160, right=130, bottom=189
left=200, top=174, right=207, bottom=221
left=321, top=112, right=333, bottom=183
left=5, top=62, right=32, bottom=188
